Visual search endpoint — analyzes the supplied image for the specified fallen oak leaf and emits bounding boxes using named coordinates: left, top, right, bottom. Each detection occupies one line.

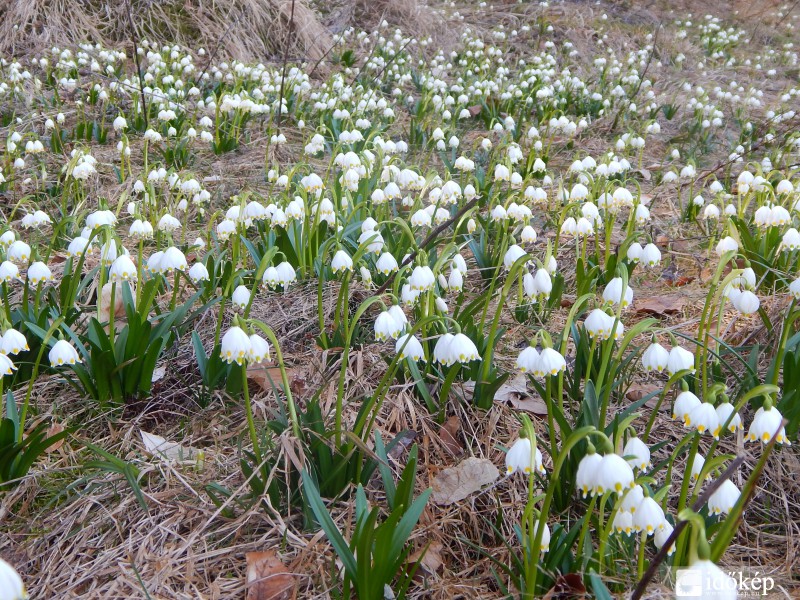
left=431, top=457, right=499, bottom=505
left=245, top=550, right=296, bottom=600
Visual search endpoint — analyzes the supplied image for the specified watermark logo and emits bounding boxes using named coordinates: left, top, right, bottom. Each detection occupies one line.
left=673, top=567, right=775, bottom=598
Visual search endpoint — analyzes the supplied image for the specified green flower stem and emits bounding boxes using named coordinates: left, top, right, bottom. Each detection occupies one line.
left=529, top=426, right=607, bottom=593
left=19, top=316, right=64, bottom=442
left=241, top=364, right=262, bottom=464
left=696, top=250, right=735, bottom=390
left=596, top=490, right=614, bottom=575
left=772, top=300, right=798, bottom=387
left=636, top=531, right=648, bottom=579
left=249, top=320, right=301, bottom=440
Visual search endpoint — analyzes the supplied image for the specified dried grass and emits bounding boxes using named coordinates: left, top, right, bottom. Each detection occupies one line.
left=0, top=0, right=333, bottom=63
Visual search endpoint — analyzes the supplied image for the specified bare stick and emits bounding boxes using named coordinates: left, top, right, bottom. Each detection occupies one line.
left=631, top=424, right=783, bottom=600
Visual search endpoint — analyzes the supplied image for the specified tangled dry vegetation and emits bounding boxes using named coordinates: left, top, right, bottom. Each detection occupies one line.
left=1, top=0, right=800, bottom=599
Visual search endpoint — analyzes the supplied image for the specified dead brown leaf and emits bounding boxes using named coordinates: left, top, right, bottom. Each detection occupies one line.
left=247, top=365, right=308, bottom=396
left=543, top=573, right=587, bottom=599
left=431, top=457, right=499, bottom=505
left=635, top=294, right=687, bottom=316
left=626, top=383, right=666, bottom=410
left=45, top=423, right=66, bottom=453
left=495, top=374, right=548, bottom=415
left=245, top=550, right=296, bottom=600
left=407, top=541, right=444, bottom=578
left=438, top=416, right=463, bottom=457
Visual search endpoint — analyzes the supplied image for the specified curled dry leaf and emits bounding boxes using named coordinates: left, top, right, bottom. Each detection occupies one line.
left=247, top=365, right=308, bottom=396
left=495, top=374, right=548, bottom=416
left=437, top=416, right=463, bottom=457
left=542, top=573, right=587, bottom=599
left=431, top=457, right=499, bottom=505
left=45, top=422, right=66, bottom=453
left=245, top=550, right=296, bottom=600
left=406, top=541, right=444, bottom=579
left=140, top=430, right=197, bottom=462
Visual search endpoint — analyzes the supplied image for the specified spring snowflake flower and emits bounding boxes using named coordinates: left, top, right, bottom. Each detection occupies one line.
left=130, top=219, right=154, bottom=239
left=374, top=310, right=403, bottom=341
left=1, top=329, right=28, bottom=356
left=585, top=309, right=615, bottom=341
left=688, top=453, right=708, bottom=482
left=0, top=557, right=27, bottom=600
left=633, top=497, right=665, bottom=535
left=667, top=346, right=695, bottom=375
left=576, top=451, right=602, bottom=497
left=49, top=339, right=81, bottom=366
left=747, top=404, right=790, bottom=445
left=375, top=253, right=398, bottom=276
left=505, top=437, right=545, bottom=475
left=248, top=334, right=271, bottom=363
left=603, top=277, right=633, bottom=308
left=641, top=243, right=661, bottom=267
left=673, top=389, right=702, bottom=422
left=620, top=485, right=645, bottom=513
left=188, top=263, right=210, bottom=283
left=160, top=247, right=187, bottom=272
left=0, top=261, right=19, bottom=282
left=613, top=510, right=634, bottom=536
left=220, top=327, right=251, bottom=365
left=686, top=401, right=720, bottom=438
left=626, top=242, right=643, bottom=263
left=560, top=217, right=577, bottom=236
left=395, top=334, right=425, bottom=362
left=448, top=333, right=479, bottom=364
left=27, top=261, right=53, bottom=285
left=521, top=226, right=537, bottom=244
left=7, top=241, right=31, bottom=263
left=275, top=262, right=296, bottom=287
left=494, top=164, right=510, bottom=181
left=232, top=285, right=251, bottom=310
left=409, top=265, right=435, bottom=292
left=331, top=250, right=354, bottom=274
left=654, top=523, right=676, bottom=555
left=109, top=255, right=137, bottom=282
left=781, top=228, right=800, bottom=251
left=642, top=342, right=669, bottom=372
left=503, top=245, right=527, bottom=269
left=715, top=401, right=742, bottom=433
left=86, top=210, right=116, bottom=229
left=683, top=559, right=737, bottom=599
left=707, top=479, right=741, bottom=516
left=447, top=269, right=463, bottom=292
left=516, top=346, right=539, bottom=373
left=533, top=347, right=566, bottom=377
left=733, top=290, right=759, bottom=315
left=433, top=333, right=454, bottom=366
left=715, top=236, right=739, bottom=256
left=622, top=437, right=651, bottom=471
left=595, top=453, right=635, bottom=494
left=0, top=353, right=16, bottom=376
